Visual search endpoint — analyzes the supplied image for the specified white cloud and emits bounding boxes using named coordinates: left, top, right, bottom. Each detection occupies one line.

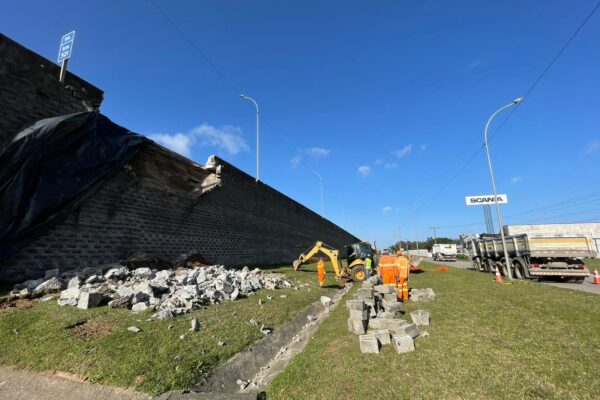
left=374, top=158, right=384, bottom=166
left=420, top=144, right=427, bottom=151
left=191, top=124, right=249, bottom=155
left=149, top=132, right=194, bottom=157
left=394, top=144, right=413, bottom=159
left=149, top=123, right=248, bottom=158
left=384, top=163, right=397, bottom=169
left=511, top=176, right=524, bottom=184
left=585, top=140, right=600, bottom=154
left=358, top=165, right=371, bottom=176
left=382, top=206, right=393, bottom=213
left=305, top=147, right=330, bottom=158
left=290, top=147, right=331, bottom=168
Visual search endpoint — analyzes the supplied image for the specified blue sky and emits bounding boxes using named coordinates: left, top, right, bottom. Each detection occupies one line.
left=3, top=0, right=599, bottom=247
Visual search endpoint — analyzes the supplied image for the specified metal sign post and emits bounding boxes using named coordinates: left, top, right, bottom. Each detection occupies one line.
left=57, top=31, right=76, bottom=83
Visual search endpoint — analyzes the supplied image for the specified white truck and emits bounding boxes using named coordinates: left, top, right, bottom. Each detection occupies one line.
left=467, top=225, right=595, bottom=282
left=432, top=244, right=457, bottom=261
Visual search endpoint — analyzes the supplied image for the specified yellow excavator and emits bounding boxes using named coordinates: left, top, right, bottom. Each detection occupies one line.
left=292, top=241, right=373, bottom=282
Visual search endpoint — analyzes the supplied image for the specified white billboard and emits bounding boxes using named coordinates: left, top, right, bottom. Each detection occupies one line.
left=465, top=194, right=508, bottom=206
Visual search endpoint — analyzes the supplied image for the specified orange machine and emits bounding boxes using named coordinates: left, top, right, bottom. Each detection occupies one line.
left=378, top=253, right=410, bottom=301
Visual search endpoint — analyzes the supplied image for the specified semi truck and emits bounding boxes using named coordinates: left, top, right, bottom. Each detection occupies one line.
left=432, top=244, right=457, bottom=261
left=467, top=227, right=595, bottom=282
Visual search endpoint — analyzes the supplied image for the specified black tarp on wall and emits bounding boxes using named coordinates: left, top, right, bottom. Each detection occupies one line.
left=0, top=111, right=148, bottom=262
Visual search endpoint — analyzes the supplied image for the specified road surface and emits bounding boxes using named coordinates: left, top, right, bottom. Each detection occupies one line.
left=425, top=258, right=600, bottom=295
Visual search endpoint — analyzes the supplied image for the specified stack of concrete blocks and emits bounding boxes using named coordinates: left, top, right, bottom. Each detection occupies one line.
left=348, top=278, right=427, bottom=354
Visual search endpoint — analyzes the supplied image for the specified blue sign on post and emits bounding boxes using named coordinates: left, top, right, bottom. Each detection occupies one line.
left=57, top=31, right=76, bottom=63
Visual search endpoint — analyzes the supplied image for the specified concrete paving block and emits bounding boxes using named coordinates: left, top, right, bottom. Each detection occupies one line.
left=348, top=318, right=367, bottom=335
left=362, top=281, right=374, bottom=289
left=367, top=318, right=388, bottom=330
left=386, top=319, right=409, bottom=333
left=426, top=288, right=436, bottom=300
left=395, top=323, right=420, bottom=338
left=383, top=292, right=398, bottom=301
left=349, top=309, right=369, bottom=320
left=383, top=301, right=404, bottom=313
left=77, top=292, right=104, bottom=309
left=346, top=300, right=366, bottom=310
left=369, top=329, right=391, bottom=345
left=374, top=285, right=394, bottom=294
left=356, top=288, right=374, bottom=299
left=392, top=334, right=415, bottom=353
left=410, top=309, right=430, bottom=326
left=359, top=334, right=380, bottom=353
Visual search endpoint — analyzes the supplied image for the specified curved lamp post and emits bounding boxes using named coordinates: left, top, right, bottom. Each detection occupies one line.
left=484, top=97, right=524, bottom=280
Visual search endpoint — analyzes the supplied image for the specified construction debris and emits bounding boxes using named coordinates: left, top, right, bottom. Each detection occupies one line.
left=127, top=326, right=141, bottom=333
left=10, top=264, right=292, bottom=318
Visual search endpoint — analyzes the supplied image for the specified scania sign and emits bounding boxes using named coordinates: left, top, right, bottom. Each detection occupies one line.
left=465, top=194, right=508, bottom=206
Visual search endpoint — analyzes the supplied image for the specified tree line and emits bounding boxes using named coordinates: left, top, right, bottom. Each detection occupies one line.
left=388, top=237, right=458, bottom=252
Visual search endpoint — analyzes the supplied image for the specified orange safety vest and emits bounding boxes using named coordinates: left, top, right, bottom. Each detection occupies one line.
left=378, top=255, right=410, bottom=301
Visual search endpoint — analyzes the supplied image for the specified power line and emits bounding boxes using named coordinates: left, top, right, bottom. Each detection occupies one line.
left=417, top=1, right=600, bottom=212
left=148, top=0, right=319, bottom=179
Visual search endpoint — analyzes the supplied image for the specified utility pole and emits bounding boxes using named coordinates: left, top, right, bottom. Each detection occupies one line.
left=429, top=226, right=440, bottom=244
left=484, top=97, right=523, bottom=280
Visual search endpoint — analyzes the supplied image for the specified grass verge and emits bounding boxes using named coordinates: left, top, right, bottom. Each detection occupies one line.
left=0, top=262, right=341, bottom=395
left=267, top=262, right=600, bottom=400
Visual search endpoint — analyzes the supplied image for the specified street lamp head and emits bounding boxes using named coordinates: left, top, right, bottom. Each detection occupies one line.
left=240, top=94, right=246, bottom=99
left=513, top=97, right=524, bottom=104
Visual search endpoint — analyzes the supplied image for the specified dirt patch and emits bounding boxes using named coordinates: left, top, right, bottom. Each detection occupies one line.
left=0, top=298, right=34, bottom=311
left=68, top=319, right=114, bottom=340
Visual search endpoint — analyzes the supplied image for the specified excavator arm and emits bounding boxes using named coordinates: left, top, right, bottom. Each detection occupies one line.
left=293, top=241, right=343, bottom=277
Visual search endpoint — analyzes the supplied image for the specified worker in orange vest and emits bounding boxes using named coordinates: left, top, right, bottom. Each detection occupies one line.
left=395, top=251, right=410, bottom=301
left=317, top=258, right=326, bottom=288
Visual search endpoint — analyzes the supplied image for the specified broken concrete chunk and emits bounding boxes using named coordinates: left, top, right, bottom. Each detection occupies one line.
left=367, top=318, right=388, bottom=330
left=356, top=288, right=374, bottom=299
left=77, top=291, right=104, bottom=309
left=153, top=309, right=174, bottom=320
left=259, top=324, right=272, bottom=335
left=67, top=276, right=81, bottom=289
left=128, top=326, right=141, bottom=333
left=131, top=302, right=149, bottom=312
left=190, top=318, right=200, bottom=332
left=320, top=296, right=332, bottom=307
left=410, top=310, right=430, bottom=326
left=383, top=301, right=404, bottom=313
left=133, top=267, right=154, bottom=279
left=359, top=334, right=380, bottom=353
left=108, top=295, right=132, bottom=309
left=34, top=277, right=63, bottom=294
left=392, top=333, right=415, bottom=353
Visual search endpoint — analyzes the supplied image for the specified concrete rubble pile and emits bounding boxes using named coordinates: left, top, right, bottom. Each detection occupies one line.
left=10, top=264, right=292, bottom=318
left=347, top=277, right=432, bottom=354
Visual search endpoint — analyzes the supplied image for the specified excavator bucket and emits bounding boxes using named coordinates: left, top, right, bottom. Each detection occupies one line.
left=293, top=259, right=302, bottom=271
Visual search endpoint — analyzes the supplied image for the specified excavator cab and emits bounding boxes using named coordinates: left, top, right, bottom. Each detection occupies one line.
left=345, top=242, right=374, bottom=266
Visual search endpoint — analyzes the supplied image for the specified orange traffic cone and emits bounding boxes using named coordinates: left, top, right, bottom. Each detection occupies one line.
left=593, top=269, right=600, bottom=285
left=495, top=267, right=503, bottom=283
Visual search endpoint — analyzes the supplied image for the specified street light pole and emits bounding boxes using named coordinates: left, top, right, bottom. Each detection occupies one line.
left=484, top=97, right=523, bottom=280
left=311, top=170, right=324, bottom=218
left=240, top=94, right=260, bottom=182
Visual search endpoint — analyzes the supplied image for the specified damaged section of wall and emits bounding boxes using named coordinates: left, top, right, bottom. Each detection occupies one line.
left=0, top=34, right=359, bottom=282
left=1, top=147, right=359, bottom=282
left=0, top=34, right=104, bottom=147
